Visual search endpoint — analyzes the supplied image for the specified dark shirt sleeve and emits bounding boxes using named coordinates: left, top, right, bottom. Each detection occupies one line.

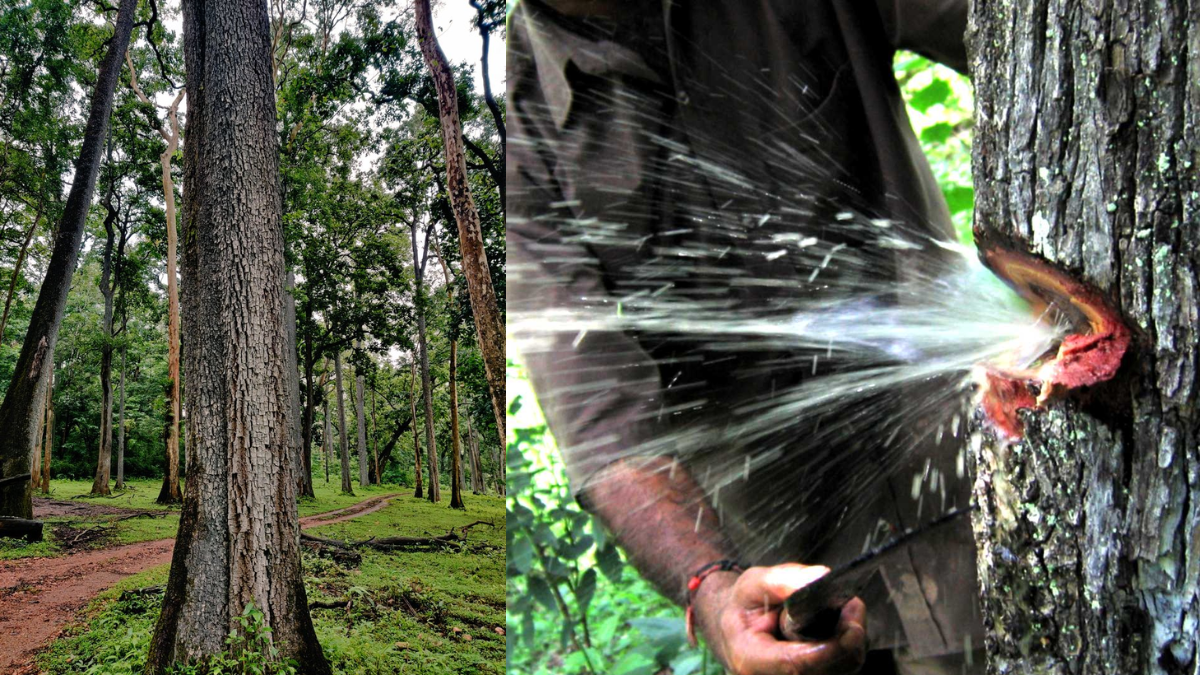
left=875, top=0, right=969, bottom=73
left=508, top=7, right=666, bottom=497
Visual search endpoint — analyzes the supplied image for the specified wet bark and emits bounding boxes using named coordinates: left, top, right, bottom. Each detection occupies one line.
left=967, top=1, right=1200, bottom=673
left=414, top=0, right=506, bottom=448
left=334, top=351, right=354, bottom=495
left=143, top=0, right=330, bottom=669
left=0, top=0, right=136, bottom=518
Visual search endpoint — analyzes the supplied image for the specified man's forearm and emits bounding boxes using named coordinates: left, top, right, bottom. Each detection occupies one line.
left=584, top=456, right=736, bottom=605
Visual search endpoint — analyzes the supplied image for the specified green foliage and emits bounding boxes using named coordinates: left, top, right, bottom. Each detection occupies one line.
left=505, top=363, right=713, bottom=675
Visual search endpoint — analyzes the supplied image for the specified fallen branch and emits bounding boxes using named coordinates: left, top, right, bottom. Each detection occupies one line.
left=0, top=516, right=44, bottom=542
left=0, top=473, right=32, bottom=488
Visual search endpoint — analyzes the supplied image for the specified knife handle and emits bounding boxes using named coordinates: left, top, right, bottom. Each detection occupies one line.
left=780, top=604, right=844, bottom=642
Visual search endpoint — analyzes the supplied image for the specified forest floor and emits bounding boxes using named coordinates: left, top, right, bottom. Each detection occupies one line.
left=0, top=481, right=504, bottom=674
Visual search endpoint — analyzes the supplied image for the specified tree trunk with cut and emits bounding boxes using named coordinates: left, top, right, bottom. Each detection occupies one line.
left=413, top=0, right=506, bottom=448
left=334, top=351, right=354, bottom=495
left=144, top=0, right=330, bottom=669
left=967, top=1, right=1199, bottom=673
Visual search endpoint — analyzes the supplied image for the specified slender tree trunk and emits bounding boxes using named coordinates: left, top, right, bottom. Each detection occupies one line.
left=144, top=0, right=330, bottom=669
left=466, top=413, right=484, bottom=494
left=322, top=389, right=331, bottom=485
left=116, top=342, right=126, bottom=490
left=334, top=351, right=354, bottom=495
left=371, top=386, right=380, bottom=484
left=449, top=340, right=464, bottom=509
left=129, top=61, right=185, bottom=506
left=413, top=0, right=506, bottom=449
left=410, top=224, right=440, bottom=503
left=356, top=364, right=369, bottom=487
left=91, top=201, right=117, bottom=497
left=300, top=305, right=317, bottom=498
left=0, top=197, right=44, bottom=344
left=410, top=362, right=423, bottom=499
left=468, top=0, right=505, bottom=211
left=285, top=270, right=305, bottom=497
left=966, top=2, right=1199, bottom=673
left=492, top=443, right=504, bottom=496
left=40, top=374, right=52, bottom=494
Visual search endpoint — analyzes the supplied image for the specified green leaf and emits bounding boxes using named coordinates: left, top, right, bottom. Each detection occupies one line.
left=943, top=184, right=975, bottom=215
left=528, top=574, right=559, bottom=612
left=576, top=568, right=597, bottom=615
left=920, top=122, right=955, bottom=145
left=508, top=536, right=534, bottom=576
left=670, top=652, right=704, bottom=675
left=909, top=78, right=952, bottom=113
left=596, top=543, right=624, bottom=582
left=610, top=650, right=655, bottom=675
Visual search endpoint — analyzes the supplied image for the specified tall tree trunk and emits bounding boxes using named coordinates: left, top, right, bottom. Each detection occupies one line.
left=129, top=58, right=185, bottom=506
left=468, top=0, right=505, bottom=211
left=966, top=2, right=1198, bottom=673
left=449, top=340, right=464, bottom=509
left=322, top=386, right=331, bottom=485
left=492, top=443, right=504, bottom=496
left=371, top=386, right=380, bottom=484
left=300, top=304, right=317, bottom=498
left=116, top=342, right=126, bottom=490
left=285, top=270, right=305, bottom=497
left=466, top=413, right=484, bottom=494
left=40, top=373, right=52, bottom=494
left=409, top=223, right=440, bottom=502
left=0, top=197, right=45, bottom=344
left=410, top=362, right=423, bottom=499
left=144, top=0, right=330, bottom=669
left=334, top=351, right=354, bottom=495
left=413, top=0, right=506, bottom=449
left=91, top=200, right=117, bottom=497
left=356, top=362, right=369, bottom=487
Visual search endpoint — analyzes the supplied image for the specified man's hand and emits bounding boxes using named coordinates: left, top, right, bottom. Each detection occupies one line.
left=693, top=564, right=867, bottom=675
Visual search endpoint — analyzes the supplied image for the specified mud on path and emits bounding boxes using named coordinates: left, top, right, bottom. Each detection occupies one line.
left=0, top=493, right=402, bottom=673
left=32, top=497, right=148, bottom=519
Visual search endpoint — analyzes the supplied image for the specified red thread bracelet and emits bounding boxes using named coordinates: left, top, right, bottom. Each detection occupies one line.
left=685, top=559, right=744, bottom=647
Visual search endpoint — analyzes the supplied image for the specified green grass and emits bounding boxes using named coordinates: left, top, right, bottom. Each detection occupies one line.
left=299, top=480, right=400, bottom=517
left=35, top=490, right=505, bottom=674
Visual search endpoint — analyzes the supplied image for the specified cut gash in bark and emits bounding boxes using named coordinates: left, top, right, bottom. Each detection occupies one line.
left=974, top=247, right=1131, bottom=439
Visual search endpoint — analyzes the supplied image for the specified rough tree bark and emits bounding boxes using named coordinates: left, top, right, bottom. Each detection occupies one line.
left=143, top=0, right=330, bottom=669
left=0, top=0, right=136, bottom=518
left=371, top=386, right=380, bottom=484
left=40, top=373, right=52, bottom=494
left=414, top=0, right=506, bottom=448
left=322, top=386, right=331, bottom=485
left=334, top=351, right=354, bottom=495
left=409, top=222, right=440, bottom=503
left=299, top=303, right=318, bottom=498
left=127, top=54, right=185, bottom=505
left=967, top=1, right=1199, bottom=673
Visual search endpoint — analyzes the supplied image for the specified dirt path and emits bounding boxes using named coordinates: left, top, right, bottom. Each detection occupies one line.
left=0, top=493, right=401, bottom=673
